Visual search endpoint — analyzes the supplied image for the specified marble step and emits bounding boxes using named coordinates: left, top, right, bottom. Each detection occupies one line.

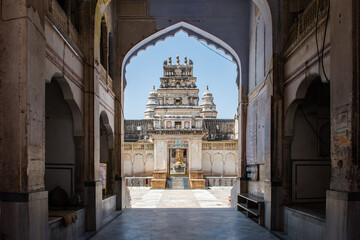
left=167, top=177, right=189, bottom=189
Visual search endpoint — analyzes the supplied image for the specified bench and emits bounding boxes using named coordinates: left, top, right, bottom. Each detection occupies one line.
left=237, top=193, right=264, bottom=226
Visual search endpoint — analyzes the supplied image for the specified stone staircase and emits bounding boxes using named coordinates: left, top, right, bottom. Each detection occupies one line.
left=167, top=177, right=189, bottom=189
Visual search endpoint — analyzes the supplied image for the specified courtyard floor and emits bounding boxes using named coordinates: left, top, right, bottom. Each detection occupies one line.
left=128, top=187, right=232, bottom=208
left=88, top=208, right=280, bottom=240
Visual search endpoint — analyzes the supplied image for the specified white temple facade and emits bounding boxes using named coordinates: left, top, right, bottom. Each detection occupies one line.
left=124, top=57, right=238, bottom=188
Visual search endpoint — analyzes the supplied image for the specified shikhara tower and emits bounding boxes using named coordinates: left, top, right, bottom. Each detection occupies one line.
left=144, top=56, right=218, bottom=128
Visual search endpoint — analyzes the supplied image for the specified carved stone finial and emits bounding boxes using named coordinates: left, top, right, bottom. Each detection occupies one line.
left=207, top=85, right=209, bottom=91
left=153, top=85, right=155, bottom=90
left=176, top=55, right=180, bottom=65
left=169, top=56, right=172, bottom=65
left=184, top=57, right=188, bottom=65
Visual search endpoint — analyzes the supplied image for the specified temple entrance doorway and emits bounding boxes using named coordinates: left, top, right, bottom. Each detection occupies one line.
left=168, top=148, right=188, bottom=176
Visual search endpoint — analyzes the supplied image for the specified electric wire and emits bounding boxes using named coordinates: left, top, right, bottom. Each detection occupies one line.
left=315, top=0, right=331, bottom=83
left=195, top=38, right=234, bottom=63
left=321, top=0, right=331, bottom=82
left=299, top=105, right=330, bottom=152
left=315, top=0, right=323, bottom=80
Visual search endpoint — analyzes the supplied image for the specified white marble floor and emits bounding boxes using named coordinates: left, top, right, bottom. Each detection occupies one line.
left=128, top=187, right=232, bottom=208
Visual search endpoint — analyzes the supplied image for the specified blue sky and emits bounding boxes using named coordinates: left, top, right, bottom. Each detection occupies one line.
left=124, top=31, right=238, bottom=119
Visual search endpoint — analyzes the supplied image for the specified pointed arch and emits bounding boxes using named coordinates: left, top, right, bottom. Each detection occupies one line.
left=100, top=111, right=114, bottom=149
left=51, top=74, right=83, bottom=137
left=94, top=0, right=112, bottom=64
left=121, top=21, right=242, bottom=89
left=284, top=74, right=320, bottom=136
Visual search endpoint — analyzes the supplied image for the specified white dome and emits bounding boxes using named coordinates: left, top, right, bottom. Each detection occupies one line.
left=200, top=86, right=217, bottom=118
left=144, top=86, right=159, bottom=119
left=202, top=86, right=213, bottom=98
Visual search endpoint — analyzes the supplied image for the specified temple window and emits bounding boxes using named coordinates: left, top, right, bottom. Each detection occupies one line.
left=100, top=16, right=108, bottom=70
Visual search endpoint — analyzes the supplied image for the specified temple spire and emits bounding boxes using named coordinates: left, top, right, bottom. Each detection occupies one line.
left=168, top=56, right=172, bottom=65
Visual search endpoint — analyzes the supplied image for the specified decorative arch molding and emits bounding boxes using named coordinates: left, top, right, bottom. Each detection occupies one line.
left=100, top=111, right=114, bottom=149
left=225, top=152, right=236, bottom=159
left=124, top=153, right=132, bottom=175
left=202, top=152, right=211, bottom=160
left=213, top=152, right=224, bottom=162
left=51, top=74, right=83, bottom=137
left=134, top=153, right=145, bottom=163
left=94, top=0, right=112, bottom=64
left=124, top=153, right=132, bottom=161
left=121, top=21, right=242, bottom=89
left=252, top=0, right=272, bottom=35
left=284, top=74, right=320, bottom=137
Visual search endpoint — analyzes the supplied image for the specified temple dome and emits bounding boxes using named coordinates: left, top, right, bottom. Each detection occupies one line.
left=200, top=86, right=217, bottom=118
left=202, top=86, right=213, bottom=98
left=144, top=86, right=159, bottom=119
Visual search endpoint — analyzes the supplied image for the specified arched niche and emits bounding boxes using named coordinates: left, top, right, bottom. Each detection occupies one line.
left=285, top=78, right=331, bottom=203
left=94, top=0, right=112, bottom=64
left=284, top=74, right=319, bottom=137
left=212, top=153, right=224, bottom=175
left=100, top=16, right=108, bottom=70
left=124, top=154, right=132, bottom=176
left=45, top=76, right=83, bottom=201
left=133, top=153, right=145, bottom=175
left=48, top=74, right=83, bottom=137
left=145, top=154, right=154, bottom=175
left=224, top=153, right=236, bottom=175
left=99, top=111, right=114, bottom=195
left=100, top=111, right=114, bottom=150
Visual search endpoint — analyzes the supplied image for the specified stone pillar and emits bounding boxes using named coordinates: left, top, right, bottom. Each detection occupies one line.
left=188, top=138, right=205, bottom=188
left=326, top=1, right=360, bottom=239
left=151, top=139, right=167, bottom=188
left=189, top=139, right=202, bottom=171
left=232, top=89, right=248, bottom=206
left=82, top=0, right=103, bottom=230
left=0, top=1, right=48, bottom=239
left=154, top=140, right=167, bottom=171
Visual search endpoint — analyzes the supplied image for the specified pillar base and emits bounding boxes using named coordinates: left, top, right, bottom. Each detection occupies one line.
left=326, top=190, right=360, bottom=240
left=115, top=176, right=129, bottom=209
left=0, top=190, right=48, bottom=240
left=84, top=181, right=103, bottom=231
